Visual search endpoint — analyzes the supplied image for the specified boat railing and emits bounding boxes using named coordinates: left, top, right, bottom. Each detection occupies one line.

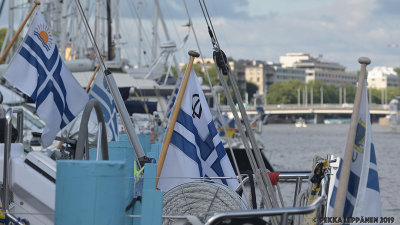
left=205, top=176, right=328, bottom=225
left=235, top=171, right=312, bottom=208
left=278, top=171, right=312, bottom=208
left=2, top=108, right=24, bottom=225
left=13, top=108, right=24, bottom=143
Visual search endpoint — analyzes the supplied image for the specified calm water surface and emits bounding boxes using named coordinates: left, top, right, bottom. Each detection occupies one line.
left=260, top=123, right=399, bottom=222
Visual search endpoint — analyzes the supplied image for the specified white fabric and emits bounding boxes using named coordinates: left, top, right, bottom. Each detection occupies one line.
left=4, top=12, right=88, bottom=147
left=88, top=71, right=119, bottom=141
left=159, top=70, right=238, bottom=192
left=328, top=80, right=381, bottom=221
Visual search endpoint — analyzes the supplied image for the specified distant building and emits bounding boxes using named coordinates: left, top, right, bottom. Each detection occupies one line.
left=367, top=67, right=399, bottom=89
left=178, top=57, right=245, bottom=94
left=280, top=53, right=357, bottom=86
left=231, top=60, right=248, bottom=96
left=179, top=57, right=235, bottom=73
left=236, top=60, right=306, bottom=100
left=272, top=63, right=306, bottom=83
left=245, top=60, right=265, bottom=95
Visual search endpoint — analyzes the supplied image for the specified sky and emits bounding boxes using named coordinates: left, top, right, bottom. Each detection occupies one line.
left=1, top=0, right=400, bottom=72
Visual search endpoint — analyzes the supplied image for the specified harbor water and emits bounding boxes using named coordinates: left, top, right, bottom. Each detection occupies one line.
left=261, top=123, right=399, bottom=223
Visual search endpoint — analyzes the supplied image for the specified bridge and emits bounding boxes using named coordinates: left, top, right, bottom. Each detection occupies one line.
left=219, top=104, right=391, bottom=123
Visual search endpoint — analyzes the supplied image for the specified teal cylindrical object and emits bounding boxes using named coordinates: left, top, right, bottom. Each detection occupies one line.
left=55, top=161, right=125, bottom=225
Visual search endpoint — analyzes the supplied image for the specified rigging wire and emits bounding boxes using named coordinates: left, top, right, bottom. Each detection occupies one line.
left=127, top=0, right=153, bottom=65
left=181, top=0, right=253, bottom=209
left=196, top=0, right=281, bottom=219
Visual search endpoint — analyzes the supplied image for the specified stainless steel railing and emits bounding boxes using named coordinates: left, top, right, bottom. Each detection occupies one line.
left=13, top=108, right=24, bottom=143
left=206, top=176, right=328, bottom=225
left=2, top=108, right=24, bottom=225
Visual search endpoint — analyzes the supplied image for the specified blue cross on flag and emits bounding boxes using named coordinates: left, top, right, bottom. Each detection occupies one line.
left=158, top=69, right=238, bottom=192
left=4, top=12, right=89, bottom=147
left=88, top=72, right=119, bottom=141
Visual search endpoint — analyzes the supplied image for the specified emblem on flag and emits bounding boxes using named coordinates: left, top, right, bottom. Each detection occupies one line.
left=191, top=94, right=202, bottom=119
left=3, top=12, right=88, bottom=147
left=34, top=24, right=53, bottom=51
left=158, top=70, right=238, bottom=192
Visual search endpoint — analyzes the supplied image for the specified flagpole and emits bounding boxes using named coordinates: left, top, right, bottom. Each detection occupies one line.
left=156, top=50, right=200, bottom=186
left=85, top=62, right=102, bottom=92
left=0, top=0, right=40, bottom=64
left=333, top=57, right=370, bottom=220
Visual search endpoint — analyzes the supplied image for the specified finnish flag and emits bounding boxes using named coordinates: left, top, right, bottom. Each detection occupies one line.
left=328, top=80, right=381, bottom=220
left=88, top=72, right=119, bottom=141
left=4, top=12, right=88, bottom=147
left=158, top=70, right=238, bottom=192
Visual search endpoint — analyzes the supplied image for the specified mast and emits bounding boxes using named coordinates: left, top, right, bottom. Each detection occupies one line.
left=7, top=0, right=14, bottom=63
left=94, top=0, right=99, bottom=44
left=154, top=0, right=180, bottom=74
left=151, top=0, right=159, bottom=62
left=137, top=1, right=143, bottom=67
left=106, top=0, right=112, bottom=60
left=60, top=0, right=69, bottom=60
left=113, top=0, right=121, bottom=63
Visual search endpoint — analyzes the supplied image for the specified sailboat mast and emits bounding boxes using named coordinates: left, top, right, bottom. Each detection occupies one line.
left=7, top=0, right=14, bottom=62
left=154, top=0, right=180, bottom=73
left=137, top=1, right=143, bottom=67
left=151, top=0, right=159, bottom=62
left=113, top=0, right=120, bottom=63
left=106, top=0, right=112, bottom=60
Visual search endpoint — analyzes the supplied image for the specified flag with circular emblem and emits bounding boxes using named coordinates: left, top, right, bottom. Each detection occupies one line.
left=158, top=69, right=238, bottom=192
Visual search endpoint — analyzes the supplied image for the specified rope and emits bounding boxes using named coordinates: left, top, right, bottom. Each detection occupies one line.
left=162, top=182, right=246, bottom=225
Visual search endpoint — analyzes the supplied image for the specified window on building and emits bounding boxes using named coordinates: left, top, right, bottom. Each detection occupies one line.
left=257, top=77, right=260, bottom=82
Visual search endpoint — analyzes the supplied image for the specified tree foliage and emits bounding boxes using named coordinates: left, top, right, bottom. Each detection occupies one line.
left=266, top=79, right=361, bottom=104
left=267, top=79, right=304, bottom=104
left=0, top=28, right=7, bottom=63
left=246, top=82, right=258, bottom=103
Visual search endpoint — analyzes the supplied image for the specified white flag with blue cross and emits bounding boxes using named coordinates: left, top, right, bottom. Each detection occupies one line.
left=158, top=70, right=238, bottom=192
left=3, top=12, right=88, bottom=147
left=328, top=80, right=381, bottom=219
left=88, top=71, right=119, bottom=141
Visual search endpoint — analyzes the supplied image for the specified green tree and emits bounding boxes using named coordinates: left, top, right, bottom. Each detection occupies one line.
left=341, top=84, right=356, bottom=104
left=394, top=68, right=400, bottom=87
left=246, top=82, right=258, bottom=103
left=388, top=87, right=400, bottom=100
left=306, top=80, right=324, bottom=104
left=266, top=79, right=304, bottom=104
left=0, top=28, right=7, bottom=63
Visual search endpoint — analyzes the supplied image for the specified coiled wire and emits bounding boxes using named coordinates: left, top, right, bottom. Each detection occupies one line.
left=162, top=182, right=246, bottom=224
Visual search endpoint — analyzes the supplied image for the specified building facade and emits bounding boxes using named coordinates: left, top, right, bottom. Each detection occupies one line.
left=272, top=65, right=306, bottom=83
left=280, top=53, right=357, bottom=86
left=367, top=67, right=399, bottom=89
